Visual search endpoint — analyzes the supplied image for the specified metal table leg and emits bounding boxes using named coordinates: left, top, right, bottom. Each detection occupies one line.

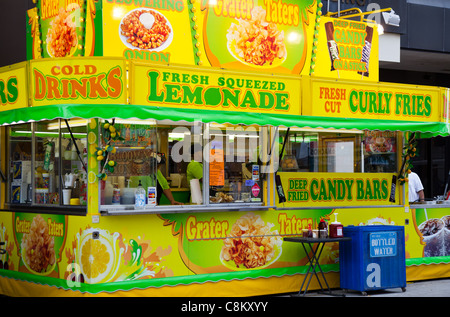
left=294, top=242, right=345, bottom=297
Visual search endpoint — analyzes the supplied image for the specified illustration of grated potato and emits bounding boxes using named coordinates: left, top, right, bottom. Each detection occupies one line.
left=226, top=6, right=286, bottom=66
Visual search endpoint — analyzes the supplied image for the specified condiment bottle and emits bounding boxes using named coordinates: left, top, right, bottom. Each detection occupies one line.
left=307, top=223, right=313, bottom=238
left=72, top=178, right=80, bottom=198
left=134, top=180, right=146, bottom=210
left=318, top=217, right=328, bottom=238
left=112, top=183, right=120, bottom=205
left=302, top=228, right=309, bottom=238
left=329, top=213, right=344, bottom=238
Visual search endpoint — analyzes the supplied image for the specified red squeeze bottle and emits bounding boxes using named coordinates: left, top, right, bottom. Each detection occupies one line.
left=329, top=213, right=343, bottom=238
left=307, top=223, right=313, bottom=238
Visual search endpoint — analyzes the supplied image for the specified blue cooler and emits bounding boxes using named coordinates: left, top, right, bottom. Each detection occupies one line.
left=339, top=225, right=406, bottom=295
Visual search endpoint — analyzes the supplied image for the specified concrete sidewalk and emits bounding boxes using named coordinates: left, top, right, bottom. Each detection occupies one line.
left=281, top=278, right=450, bottom=297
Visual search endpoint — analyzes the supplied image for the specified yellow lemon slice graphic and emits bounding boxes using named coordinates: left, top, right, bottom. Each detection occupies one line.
left=80, top=237, right=114, bottom=283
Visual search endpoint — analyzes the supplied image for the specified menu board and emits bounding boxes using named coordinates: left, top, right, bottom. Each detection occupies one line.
left=199, top=0, right=317, bottom=75
left=364, top=131, right=396, bottom=154
left=209, top=140, right=225, bottom=187
left=102, top=0, right=196, bottom=65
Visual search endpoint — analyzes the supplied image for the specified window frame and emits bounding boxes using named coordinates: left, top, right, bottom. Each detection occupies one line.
left=101, top=121, right=276, bottom=215
left=5, top=120, right=87, bottom=216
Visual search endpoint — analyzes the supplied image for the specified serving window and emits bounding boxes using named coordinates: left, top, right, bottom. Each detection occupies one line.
left=100, top=120, right=270, bottom=213
left=207, top=123, right=265, bottom=204
left=277, top=128, right=398, bottom=173
left=99, top=119, right=158, bottom=206
left=6, top=119, right=87, bottom=212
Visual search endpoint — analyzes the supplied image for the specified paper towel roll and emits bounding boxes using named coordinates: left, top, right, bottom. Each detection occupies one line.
left=118, top=176, right=125, bottom=189
left=190, top=179, right=202, bottom=204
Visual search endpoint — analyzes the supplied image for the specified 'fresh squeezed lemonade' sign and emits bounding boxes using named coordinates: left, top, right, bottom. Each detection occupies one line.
left=30, top=58, right=127, bottom=106
left=131, top=62, right=301, bottom=115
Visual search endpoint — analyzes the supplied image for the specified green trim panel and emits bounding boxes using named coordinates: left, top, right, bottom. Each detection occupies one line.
left=1, top=104, right=448, bottom=135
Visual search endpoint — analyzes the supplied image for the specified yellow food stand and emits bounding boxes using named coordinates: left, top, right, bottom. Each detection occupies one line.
left=0, top=0, right=449, bottom=297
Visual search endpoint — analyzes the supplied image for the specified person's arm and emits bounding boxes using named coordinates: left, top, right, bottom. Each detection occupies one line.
left=418, top=189, right=425, bottom=202
left=163, top=188, right=183, bottom=205
left=157, top=170, right=183, bottom=205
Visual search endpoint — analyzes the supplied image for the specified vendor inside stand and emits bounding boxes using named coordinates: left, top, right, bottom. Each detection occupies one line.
left=187, top=143, right=203, bottom=185
left=128, top=153, right=183, bottom=205
left=408, top=171, right=425, bottom=203
left=102, top=120, right=187, bottom=206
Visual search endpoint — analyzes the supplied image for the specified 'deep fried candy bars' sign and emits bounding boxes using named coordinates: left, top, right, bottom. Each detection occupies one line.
left=280, top=173, right=395, bottom=208
left=314, top=17, right=379, bottom=82
left=30, top=58, right=127, bottom=106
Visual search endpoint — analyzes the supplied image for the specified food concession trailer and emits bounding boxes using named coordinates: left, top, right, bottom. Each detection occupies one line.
left=0, top=0, right=449, bottom=297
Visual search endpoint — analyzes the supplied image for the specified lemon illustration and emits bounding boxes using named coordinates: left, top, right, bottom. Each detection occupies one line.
left=88, top=171, right=97, bottom=184
left=89, top=143, right=97, bottom=155
left=89, top=156, right=97, bottom=170
left=81, top=239, right=111, bottom=280
left=87, top=131, right=96, bottom=144
left=89, top=119, right=97, bottom=130
left=76, top=229, right=122, bottom=284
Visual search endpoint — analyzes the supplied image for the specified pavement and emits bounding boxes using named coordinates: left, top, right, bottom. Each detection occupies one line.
left=280, top=278, right=450, bottom=297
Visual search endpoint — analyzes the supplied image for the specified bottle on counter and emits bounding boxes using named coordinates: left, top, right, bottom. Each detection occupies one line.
left=112, top=183, right=121, bottom=205
left=307, top=223, right=313, bottom=238
left=134, top=180, right=146, bottom=210
left=72, top=178, right=80, bottom=198
left=318, top=217, right=328, bottom=238
left=329, top=213, right=344, bottom=238
left=121, top=179, right=135, bottom=205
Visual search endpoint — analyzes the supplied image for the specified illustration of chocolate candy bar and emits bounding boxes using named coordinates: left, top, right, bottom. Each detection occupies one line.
left=358, top=26, right=373, bottom=77
left=325, top=21, right=339, bottom=71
